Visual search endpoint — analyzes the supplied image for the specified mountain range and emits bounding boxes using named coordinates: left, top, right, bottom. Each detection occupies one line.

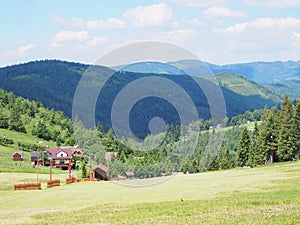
left=0, top=59, right=298, bottom=136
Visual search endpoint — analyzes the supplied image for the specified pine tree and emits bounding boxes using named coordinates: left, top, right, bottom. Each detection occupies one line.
left=291, top=100, right=300, bottom=159
left=237, top=128, right=251, bottom=166
left=277, top=95, right=295, bottom=161
left=247, top=122, right=262, bottom=166
left=257, top=107, right=277, bottom=163
left=218, top=145, right=231, bottom=170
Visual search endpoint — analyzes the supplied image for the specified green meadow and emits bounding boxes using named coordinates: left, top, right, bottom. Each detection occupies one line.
left=0, top=161, right=299, bottom=225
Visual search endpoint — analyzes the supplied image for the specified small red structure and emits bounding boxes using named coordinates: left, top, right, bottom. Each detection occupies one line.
left=125, top=171, right=135, bottom=180
left=13, top=152, right=23, bottom=161
left=92, top=164, right=109, bottom=181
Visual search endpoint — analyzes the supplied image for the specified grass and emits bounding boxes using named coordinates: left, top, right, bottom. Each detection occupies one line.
left=0, top=161, right=299, bottom=224
left=0, top=128, right=64, bottom=174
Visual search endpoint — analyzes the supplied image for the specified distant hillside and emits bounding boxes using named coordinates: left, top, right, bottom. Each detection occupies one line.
left=215, top=72, right=281, bottom=101
left=0, top=60, right=88, bottom=117
left=170, top=59, right=300, bottom=84
left=170, top=59, right=300, bottom=99
left=267, top=80, right=300, bottom=99
left=0, top=60, right=280, bottom=136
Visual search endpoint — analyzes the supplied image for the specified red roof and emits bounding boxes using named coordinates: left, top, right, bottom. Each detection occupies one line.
left=125, top=171, right=135, bottom=177
left=47, top=146, right=83, bottom=160
left=13, top=152, right=23, bottom=158
left=93, top=164, right=109, bottom=173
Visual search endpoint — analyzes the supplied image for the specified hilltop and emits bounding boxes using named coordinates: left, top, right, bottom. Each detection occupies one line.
left=0, top=60, right=282, bottom=133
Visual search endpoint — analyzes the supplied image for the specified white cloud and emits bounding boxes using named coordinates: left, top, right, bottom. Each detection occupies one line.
left=5, top=44, right=35, bottom=57
left=51, top=13, right=125, bottom=30
left=185, top=18, right=206, bottom=27
left=51, top=13, right=84, bottom=29
left=165, top=29, right=197, bottom=41
left=224, top=17, right=300, bottom=33
left=165, top=0, right=229, bottom=8
left=51, top=30, right=107, bottom=49
left=53, top=30, right=89, bottom=42
left=203, top=7, right=247, bottom=21
left=209, top=17, right=300, bottom=63
left=86, top=36, right=108, bottom=47
left=243, top=0, right=300, bottom=8
left=123, top=3, right=174, bottom=27
left=291, top=32, right=300, bottom=48
left=86, top=18, right=126, bottom=29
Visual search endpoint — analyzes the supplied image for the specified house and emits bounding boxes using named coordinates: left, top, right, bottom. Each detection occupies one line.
left=92, top=164, right=109, bottom=180
left=125, top=171, right=135, bottom=180
left=13, top=152, right=23, bottom=161
left=31, top=151, right=40, bottom=164
left=216, top=124, right=223, bottom=129
left=105, top=152, right=118, bottom=162
left=46, top=146, right=84, bottom=170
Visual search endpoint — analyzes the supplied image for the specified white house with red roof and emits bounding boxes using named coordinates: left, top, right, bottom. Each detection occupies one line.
left=47, top=146, right=84, bottom=170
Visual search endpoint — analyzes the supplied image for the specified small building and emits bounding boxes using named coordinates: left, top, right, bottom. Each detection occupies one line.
left=31, top=151, right=40, bottom=164
left=105, top=152, right=118, bottom=162
left=216, top=124, right=223, bottom=129
left=13, top=152, right=23, bottom=161
left=92, top=164, right=109, bottom=181
left=125, top=171, right=135, bottom=180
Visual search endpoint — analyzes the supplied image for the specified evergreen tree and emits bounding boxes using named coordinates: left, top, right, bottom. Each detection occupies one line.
left=277, top=95, right=295, bottom=161
left=218, top=145, right=231, bottom=170
left=291, top=100, right=300, bottom=159
left=237, top=128, right=251, bottom=166
left=96, top=121, right=105, bottom=138
left=257, top=107, right=277, bottom=163
left=247, top=122, right=262, bottom=166
left=81, top=159, right=88, bottom=178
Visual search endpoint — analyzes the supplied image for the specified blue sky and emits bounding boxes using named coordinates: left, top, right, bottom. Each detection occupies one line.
left=1, top=0, right=300, bottom=67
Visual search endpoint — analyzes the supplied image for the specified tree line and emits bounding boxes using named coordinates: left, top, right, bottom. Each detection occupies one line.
left=1, top=87, right=299, bottom=178
left=0, top=88, right=75, bottom=146
left=237, top=95, right=300, bottom=166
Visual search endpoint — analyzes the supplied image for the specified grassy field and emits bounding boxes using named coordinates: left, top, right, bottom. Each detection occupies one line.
left=0, top=161, right=299, bottom=224
left=0, top=128, right=66, bottom=175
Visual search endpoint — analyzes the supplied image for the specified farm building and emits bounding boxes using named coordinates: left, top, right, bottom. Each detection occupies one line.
left=13, top=152, right=23, bottom=161
left=92, top=164, right=109, bottom=181
left=46, top=146, right=84, bottom=170
left=30, top=151, right=40, bottom=164
left=125, top=171, right=135, bottom=179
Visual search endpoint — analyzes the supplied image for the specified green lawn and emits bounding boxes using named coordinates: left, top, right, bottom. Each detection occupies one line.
left=0, top=161, right=299, bottom=224
left=0, top=128, right=64, bottom=174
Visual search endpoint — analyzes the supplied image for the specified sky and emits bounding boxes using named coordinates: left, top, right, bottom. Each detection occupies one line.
left=1, top=0, right=300, bottom=67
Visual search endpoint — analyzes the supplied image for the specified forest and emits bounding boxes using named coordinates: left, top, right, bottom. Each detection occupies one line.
left=0, top=87, right=299, bottom=179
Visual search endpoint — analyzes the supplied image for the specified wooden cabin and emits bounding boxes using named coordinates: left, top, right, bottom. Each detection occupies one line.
left=125, top=171, right=135, bottom=180
left=92, top=164, right=109, bottom=181
left=13, top=152, right=23, bottom=161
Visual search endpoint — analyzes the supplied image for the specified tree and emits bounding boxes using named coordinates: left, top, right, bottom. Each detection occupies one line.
left=291, top=100, right=300, bottom=159
left=237, top=128, right=251, bottom=166
left=218, top=145, right=231, bottom=170
left=247, top=122, right=262, bottom=166
left=9, top=107, right=26, bottom=133
left=257, top=107, right=277, bottom=163
left=81, top=159, right=88, bottom=178
left=277, top=95, right=295, bottom=161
